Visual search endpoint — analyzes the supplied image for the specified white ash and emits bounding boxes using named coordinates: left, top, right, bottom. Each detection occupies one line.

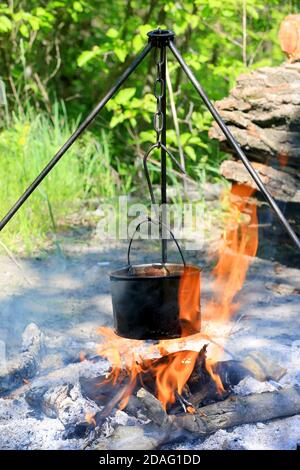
left=112, top=409, right=138, bottom=426
left=169, top=416, right=300, bottom=450
left=233, top=376, right=277, bottom=396
left=0, top=237, right=299, bottom=450
left=100, top=419, right=115, bottom=438
left=198, top=415, right=300, bottom=450
left=0, top=397, right=85, bottom=450
left=100, top=410, right=137, bottom=438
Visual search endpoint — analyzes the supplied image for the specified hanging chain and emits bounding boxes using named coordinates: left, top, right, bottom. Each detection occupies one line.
left=153, top=45, right=165, bottom=146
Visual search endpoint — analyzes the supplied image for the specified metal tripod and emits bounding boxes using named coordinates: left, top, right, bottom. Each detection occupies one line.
left=0, top=28, right=299, bottom=252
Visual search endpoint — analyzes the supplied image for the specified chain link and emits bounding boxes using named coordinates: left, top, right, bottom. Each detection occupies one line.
left=153, top=46, right=165, bottom=146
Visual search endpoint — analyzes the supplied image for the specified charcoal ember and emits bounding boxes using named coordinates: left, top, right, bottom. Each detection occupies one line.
left=213, top=360, right=253, bottom=389
left=0, top=323, right=44, bottom=394
left=210, top=354, right=287, bottom=389
left=79, top=370, right=135, bottom=418
left=79, top=375, right=115, bottom=405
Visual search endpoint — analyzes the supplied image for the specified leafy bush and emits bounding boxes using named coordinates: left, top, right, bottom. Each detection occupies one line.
left=0, top=0, right=297, bottom=250
left=0, top=1, right=295, bottom=170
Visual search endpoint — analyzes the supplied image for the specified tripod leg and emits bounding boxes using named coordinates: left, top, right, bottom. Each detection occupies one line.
left=0, top=43, right=152, bottom=232
left=168, top=41, right=300, bottom=250
left=160, top=45, right=168, bottom=264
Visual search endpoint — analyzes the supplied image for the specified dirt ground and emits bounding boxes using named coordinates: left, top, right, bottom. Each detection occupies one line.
left=0, top=224, right=299, bottom=449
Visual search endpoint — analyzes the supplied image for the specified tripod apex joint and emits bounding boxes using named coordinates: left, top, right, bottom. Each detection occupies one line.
left=147, top=29, right=175, bottom=46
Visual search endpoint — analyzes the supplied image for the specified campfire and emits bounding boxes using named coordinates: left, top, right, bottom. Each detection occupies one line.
left=82, top=184, right=259, bottom=416
left=0, top=182, right=299, bottom=450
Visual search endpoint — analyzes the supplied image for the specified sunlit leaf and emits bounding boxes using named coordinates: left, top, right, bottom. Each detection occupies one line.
left=77, top=46, right=100, bottom=67
left=0, top=15, right=12, bottom=32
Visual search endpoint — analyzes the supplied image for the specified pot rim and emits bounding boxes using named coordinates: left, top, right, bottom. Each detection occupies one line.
left=109, top=263, right=201, bottom=280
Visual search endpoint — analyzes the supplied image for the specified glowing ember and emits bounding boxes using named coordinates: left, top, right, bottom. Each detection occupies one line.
left=95, top=183, right=258, bottom=410
left=85, top=412, right=96, bottom=427
left=79, top=351, right=86, bottom=362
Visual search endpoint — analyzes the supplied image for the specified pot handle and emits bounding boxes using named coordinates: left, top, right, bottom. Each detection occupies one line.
left=127, top=217, right=186, bottom=267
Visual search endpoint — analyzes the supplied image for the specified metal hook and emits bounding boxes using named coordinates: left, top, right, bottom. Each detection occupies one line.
left=143, top=143, right=186, bottom=212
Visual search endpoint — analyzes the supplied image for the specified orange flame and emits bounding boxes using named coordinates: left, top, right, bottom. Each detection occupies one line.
left=179, top=266, right=201, bottom=335
left=205, top=184, right=258, bottom=322
left=95, top=183, right=258, bottom=410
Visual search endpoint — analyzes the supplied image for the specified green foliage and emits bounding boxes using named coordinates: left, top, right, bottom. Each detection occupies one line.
left=0, top=0, right=298, bottom=249
left=0, top=1, right=296, bottom=156
left=0, top=103, right=118, bottom=252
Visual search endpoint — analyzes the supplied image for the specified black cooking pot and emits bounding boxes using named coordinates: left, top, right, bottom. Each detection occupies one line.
left=110, top=219, right=201, bottom=340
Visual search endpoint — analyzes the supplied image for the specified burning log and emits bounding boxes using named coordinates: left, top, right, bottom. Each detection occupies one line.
left=0, top=323, right=44, bottom=394
left=135, top=388, right=171, bottom=427
left=13, top=344, right=291, bottom=450
left=80, top=349, right=286, bottom=414
left=168, top=352, right=286, bottom=410
left=173, top=385, right=300, bottom=436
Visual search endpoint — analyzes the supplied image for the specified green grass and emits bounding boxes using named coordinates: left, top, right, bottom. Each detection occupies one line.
left=0, top=103, right=118, bottom=253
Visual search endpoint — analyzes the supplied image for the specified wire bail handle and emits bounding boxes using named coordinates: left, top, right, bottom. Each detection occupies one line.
left=127, top=217, right=186, bottom=268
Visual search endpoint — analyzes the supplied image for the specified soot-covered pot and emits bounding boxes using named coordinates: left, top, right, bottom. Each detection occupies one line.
left=110, top=220, right=201, bottom=340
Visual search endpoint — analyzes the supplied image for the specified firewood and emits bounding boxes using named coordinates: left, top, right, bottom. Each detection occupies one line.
left=12, top=358, right=108, bottom=400
left=239, top=351, right=287, bottom=382
left=136, top=388, right=171, bottom=427
left=26, top=382, right=102, bottom=438
left=209, top=62, right=300, bottom=171
left=0, top=323, right=44, bottom=394
left=220, top=160, right=300, bottom=203
left=172, top=385, right=300, bottom=436
left=103, top=423, right=171, bottom=451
